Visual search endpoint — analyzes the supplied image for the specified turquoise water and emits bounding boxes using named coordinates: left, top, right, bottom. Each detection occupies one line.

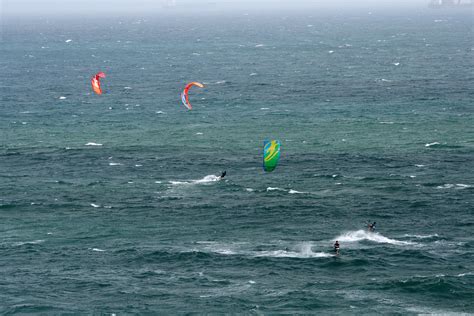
left=1, top=10, right=473, bottom=314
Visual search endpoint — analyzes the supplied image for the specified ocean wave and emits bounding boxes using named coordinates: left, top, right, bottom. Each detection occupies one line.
left=13, top=240, right=45, bottom=246
left=254, top=242, right=334, bottom=258
left=194, top=242, right=334, bottom=259
left=85, top=142, right=102, bottom=146
left=335, top=230, right=415, bottom=246
left=436, top=184, right=471, bottom=190
left=402, top=234, right=439, bottom=239
left=266, top=187, right=286, bottom=192
left=254, top=250, right=333, bottom=258
left=405, top=306, right=471, bottom=315
left=288, top=189, right=307, bottom=194
left=389, top=275, right=473, bottom=299
left=170, top=175, right=221, bottom=186
left=266, top=187, right=310, bottom=194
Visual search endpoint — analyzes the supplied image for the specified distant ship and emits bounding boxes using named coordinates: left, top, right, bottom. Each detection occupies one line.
left=429, top=0, right=473, bottom=7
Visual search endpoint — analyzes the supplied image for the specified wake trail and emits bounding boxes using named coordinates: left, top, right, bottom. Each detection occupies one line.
left=169, top=174, right=221, bottom=186
left=334, top=230, right=415, bottom=246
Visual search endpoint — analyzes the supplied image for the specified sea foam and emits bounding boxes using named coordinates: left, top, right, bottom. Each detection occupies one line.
left=335, top=230, right=414, bottom=245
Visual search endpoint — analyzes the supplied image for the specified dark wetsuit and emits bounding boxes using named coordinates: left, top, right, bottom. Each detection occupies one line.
left=334, top=242, right=340, bottom=253
left=368, top=222, right=376, bottom=232
left=220, top=171, right=226, bottom=179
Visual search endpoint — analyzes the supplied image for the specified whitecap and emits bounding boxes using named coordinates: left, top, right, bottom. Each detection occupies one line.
left=403, top=234, right=439, bottom=239
left=59, top=96, right=67, bottom=100
left=170, top=175, right=220, bottom=186
left=135, top=164, right=142, bottom=167
left=245, top=188, right=254, bottom=192
left=288, top=189, right=306, bottom=194
left=193, top=175, right=220, bottom=184
left=393, top=62, right=400, bottom=66
left=156, top=111, right=165, bottom=114
left=213, top=249, right=236, bottom=255
left=335, top=230, right=414, bottom=245
left=196, top=132, right=203, bottom=135
left=266, top=187, right=286, bottom=192
left=198, top=243, right=237, bottom=255
left=436, top=184, right=471, bottom=190
left=123, top=86, right=132, bottom=90
left=254, top=249, right=333, bottom=258
left=379, top=121, right=394, bottom=124
left=91, top=248, right=105, bottom=252
left=109, top=162, right=123, bottom=166
left=65, top=39, right=72, bottom=43
left=14, top=240, right=45, bottom=246
left=85, top=142, right=102, bottom=146
left=425, top=142, right=440, bottom=147
left=215, top=80, right=226, bottom=84
left=260, top=107, right=269, bottom=110
left=415, top=164, right=425, bottom=167
left=328, top=50, right=334, bottom=54
left=255, top=44, right=264, bottom=47
left=90, top=203, right=100, bottom=208
left=249, top=72, right=258, bottom=76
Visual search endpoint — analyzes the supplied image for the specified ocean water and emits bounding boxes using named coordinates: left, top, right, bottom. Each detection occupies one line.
left=1, top=9, right=473, bottom=314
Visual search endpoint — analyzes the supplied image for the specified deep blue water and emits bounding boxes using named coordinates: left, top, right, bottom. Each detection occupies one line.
left=1, top=9, right=473, bottom=314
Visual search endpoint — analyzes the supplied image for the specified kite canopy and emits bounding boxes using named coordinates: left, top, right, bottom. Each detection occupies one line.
left=91, top=72, right=106, bottom=95
left=181, top=82, right=204, bottom=110
left=263, top=140, right=281, bottom=172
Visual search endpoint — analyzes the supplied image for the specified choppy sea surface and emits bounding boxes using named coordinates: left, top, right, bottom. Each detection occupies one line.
left=1, top=9, right=473, bottom=314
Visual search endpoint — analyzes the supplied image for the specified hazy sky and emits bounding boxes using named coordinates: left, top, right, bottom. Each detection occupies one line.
left=2, top=0, right=432, bottom=16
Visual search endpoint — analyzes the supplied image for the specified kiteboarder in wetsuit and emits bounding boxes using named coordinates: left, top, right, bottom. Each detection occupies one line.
left=219, top=171, right=226, bottom=179
left=368, top=222, right=376, bottom=232
left=334, top=241, right=340, bottom=255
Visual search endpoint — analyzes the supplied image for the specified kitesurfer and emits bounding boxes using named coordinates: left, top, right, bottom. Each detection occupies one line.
left=368, top=221, right=376, bottom=232
left=219, top=171, right=226, bottom=179
left=334, top=240, right=340, bottom=255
